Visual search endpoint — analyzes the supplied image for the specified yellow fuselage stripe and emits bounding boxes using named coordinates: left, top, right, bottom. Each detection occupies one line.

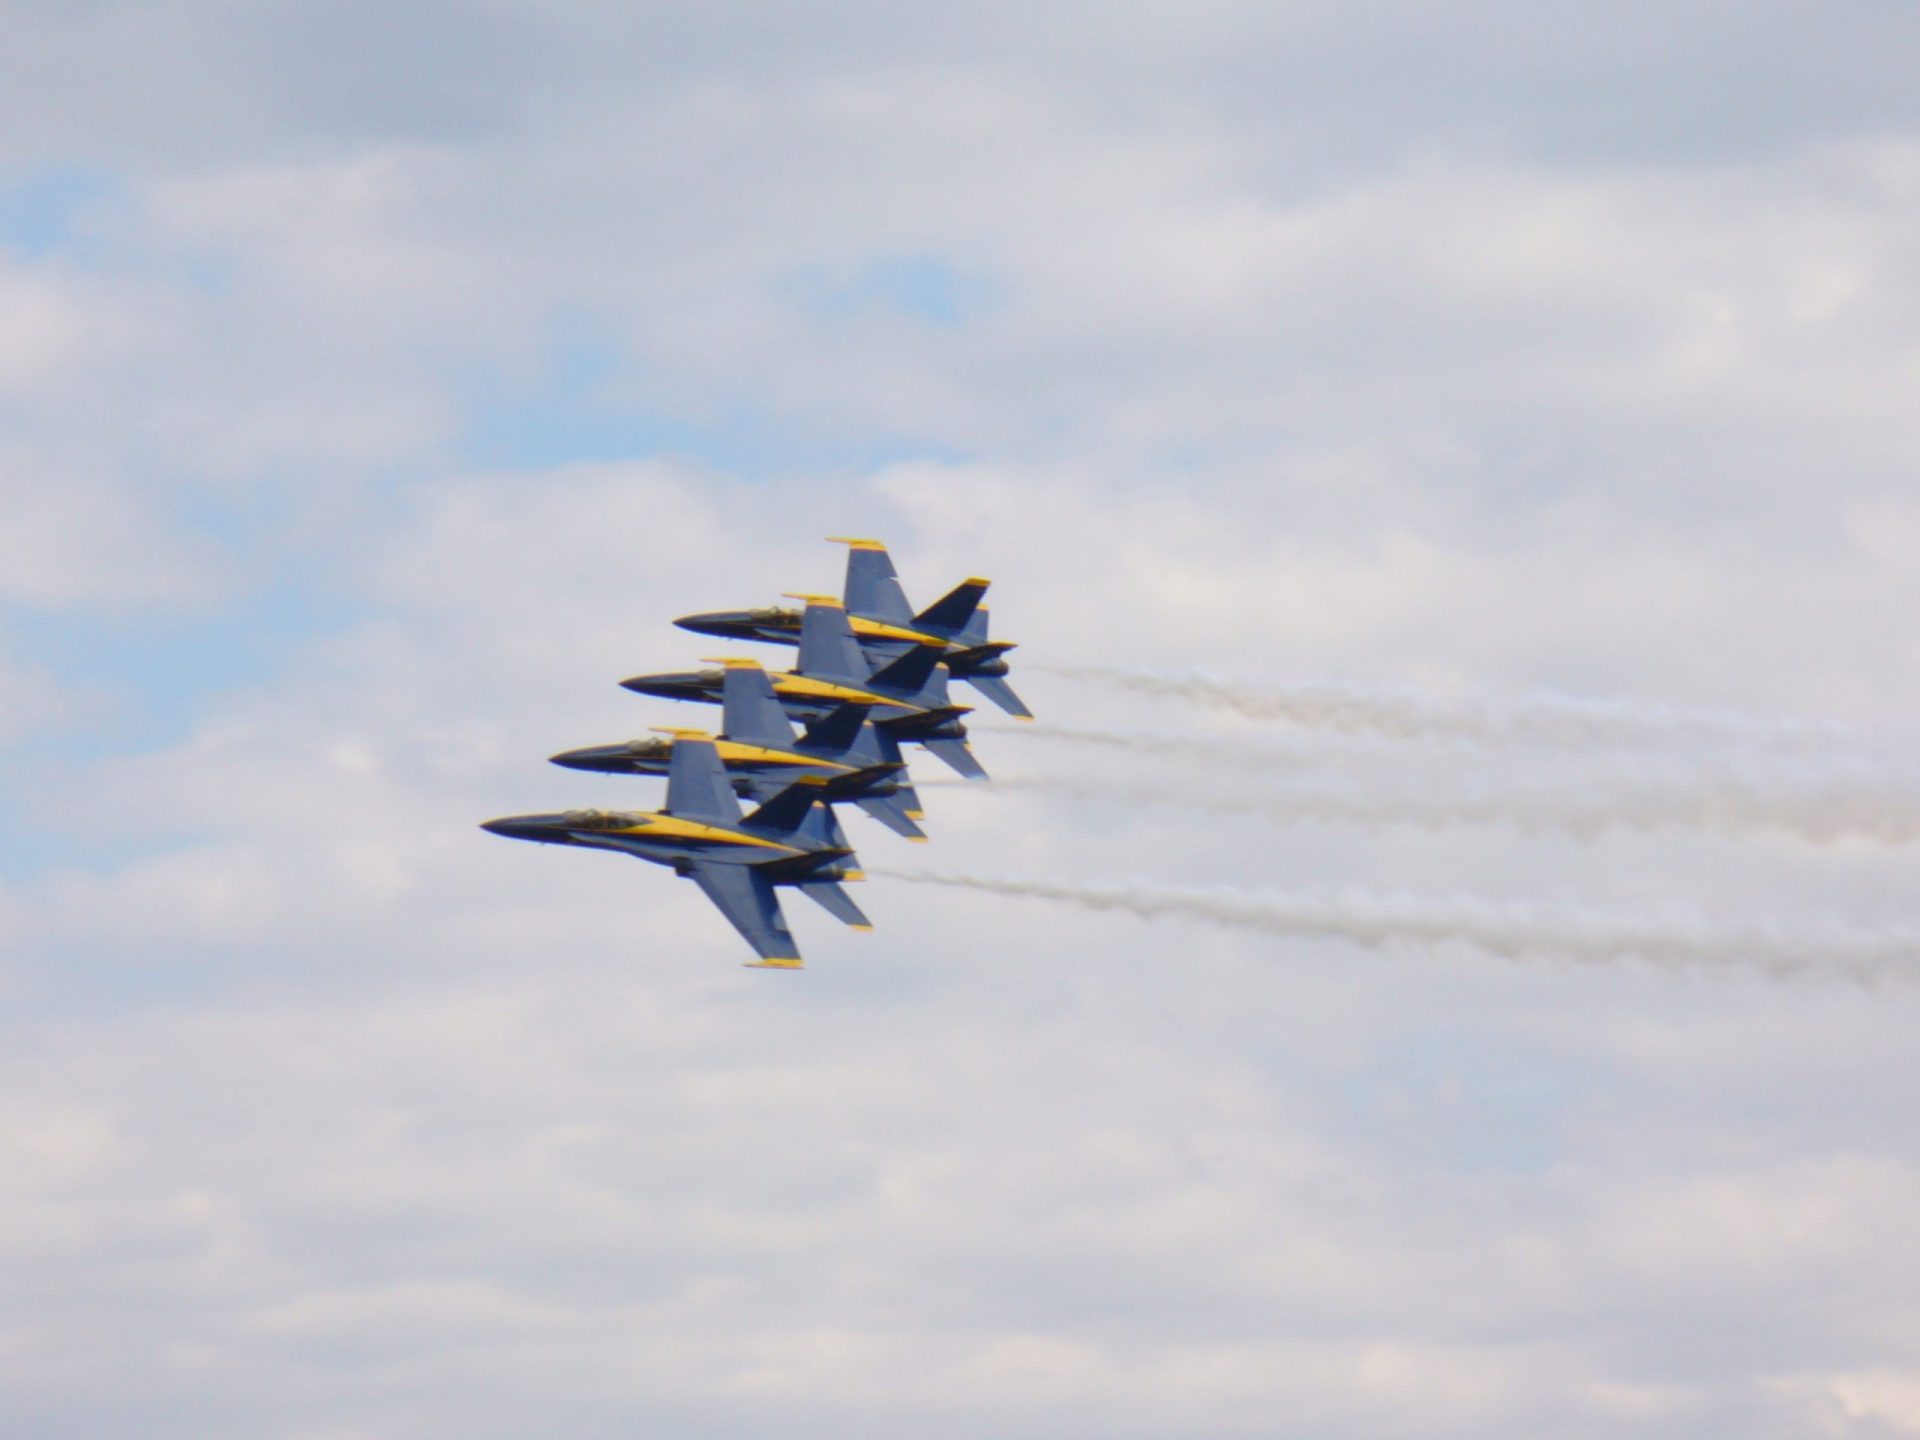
left=755, top=612, right=968, bottom=651
left=773, top=674, right=922, bottom=712
left=607, top=815, right=803, bottom=853
left=848, top=616, right=950, bottom=645
left=710, top=739, right=853, bottom=771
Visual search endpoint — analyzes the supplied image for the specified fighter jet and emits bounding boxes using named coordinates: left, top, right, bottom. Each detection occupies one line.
left=675, top=537, right=1032, bottom=719
left=623, top=594, right=990, bottom=780
left=551, top=657, right=929, bottom=841
left=481, top=734, right=869, bottom=968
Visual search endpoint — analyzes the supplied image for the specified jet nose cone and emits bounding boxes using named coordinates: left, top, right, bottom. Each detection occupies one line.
left=481, top=815, right=555, bottom=842
left=674, top=609, right=752, bottom=639
left=620, top=669, right=715, bottom=699
left=550, top=743, right=629, bottom=772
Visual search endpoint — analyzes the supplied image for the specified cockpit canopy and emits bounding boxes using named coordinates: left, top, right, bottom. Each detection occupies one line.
left=561, top=809, right=637, bottom=830
left=748, top=605, right=801, bottom=623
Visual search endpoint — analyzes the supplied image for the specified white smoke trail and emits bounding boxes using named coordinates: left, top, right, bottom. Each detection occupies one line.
left=1041, top=666, right=1868, bottom=751
left=954, top=766, right=1920, bottom=846
left=971, top=723, right=1178, bottom=755
left=875, top=870, right=1920, bottom=981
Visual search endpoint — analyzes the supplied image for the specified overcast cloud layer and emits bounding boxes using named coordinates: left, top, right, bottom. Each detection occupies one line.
left=5, top=5, right=1920, bottom=1437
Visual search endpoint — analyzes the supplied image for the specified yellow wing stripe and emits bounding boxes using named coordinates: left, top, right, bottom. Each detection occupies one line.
left=826, top=536, right=887, bottom=551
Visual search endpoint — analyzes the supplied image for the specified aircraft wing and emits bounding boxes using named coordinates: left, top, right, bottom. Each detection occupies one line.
left=688, top=862, right=803, bottom=968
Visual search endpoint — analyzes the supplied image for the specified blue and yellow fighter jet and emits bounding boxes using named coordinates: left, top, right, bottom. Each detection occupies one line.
left=550, top=657, right=929, bottom=841
left=622, top=594, right=991, bottom=780
left=480, top=735, right=869, bottom=968
left=674, top=538, right=1031, bottom=720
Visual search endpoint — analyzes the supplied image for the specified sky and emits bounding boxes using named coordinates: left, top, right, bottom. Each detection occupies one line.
left=5, top=3, right=1920, bottom=1436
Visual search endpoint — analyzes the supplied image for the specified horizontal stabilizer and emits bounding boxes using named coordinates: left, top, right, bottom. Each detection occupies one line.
left=854, top=793, right=929, bottom=841
left=963, top=672, right=1033, bottom=719
left=797, top=879, right=873, bottom=929
left=918, top=735, right=989, bottom=780
left=915, top=577, right=989, bottom=635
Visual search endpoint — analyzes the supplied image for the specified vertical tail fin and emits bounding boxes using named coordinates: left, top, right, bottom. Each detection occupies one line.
left=914, top=577, right=990, bottom=636
left=713, top=658, right=799, bottom=747
left=829, top=538, right=914, bottom=624
left=864, top=726, right=924, bottom=819
left=800, top=701, right=872, bottom=755
left=867, top=644, right=945, bottom=697
left=788, top=595, right=871, bottom=682
left=956, top=604, right=991, bottom=648
left=742, top=777, right=826, bottom=836
left=663, top=735, right=745, bottom=822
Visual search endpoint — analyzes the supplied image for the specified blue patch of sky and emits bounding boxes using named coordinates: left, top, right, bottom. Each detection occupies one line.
left=0, top=592, right=356, bottom=881
left=459, top=308, right=964, bottom=475
left=0, top=490, right=370, bottom=880
left=11, top=587, right=360, bottom=757
left=0, top=167, right=124, bottom=260
left=795, top=253, right=996, bottom=329
left=0, top=165, right=231, bottom=293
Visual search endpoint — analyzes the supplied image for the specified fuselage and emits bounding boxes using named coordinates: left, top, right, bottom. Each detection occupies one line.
left=619, top=668, right=970, bottom=739
left=675, top=608, right=1014, bottom=677
left=677, top=606, right=947, bottom=649
left=480, top=809, right=855, bottom=876
left=550, top=736, right=900, bottom=796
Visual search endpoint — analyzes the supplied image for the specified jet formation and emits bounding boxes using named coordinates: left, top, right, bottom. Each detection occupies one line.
left=482, top=539, right=1027, bottom=969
